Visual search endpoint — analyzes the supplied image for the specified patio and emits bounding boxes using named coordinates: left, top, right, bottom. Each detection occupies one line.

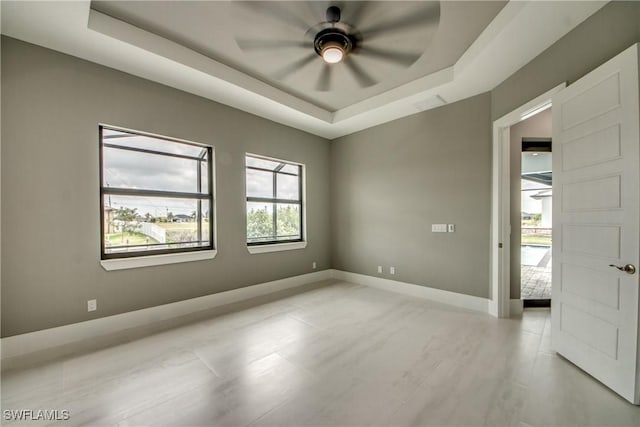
left=521, top=246, right=552, bottom=299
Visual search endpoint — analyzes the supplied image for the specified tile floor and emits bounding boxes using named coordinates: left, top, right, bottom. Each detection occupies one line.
left=2, top=280, right=640, bottom=426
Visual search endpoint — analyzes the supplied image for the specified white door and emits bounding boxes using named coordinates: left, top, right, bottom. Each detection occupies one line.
left=552, top=43, right=640, bottom=404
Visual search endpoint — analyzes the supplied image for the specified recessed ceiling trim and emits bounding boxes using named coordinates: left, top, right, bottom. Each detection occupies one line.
left=88, top=8, right=333, bottom=123
left=333, top=66, right=454, bottom=122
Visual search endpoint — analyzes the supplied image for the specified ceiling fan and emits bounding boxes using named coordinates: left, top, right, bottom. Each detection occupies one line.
left=235, top=1, right=441, bottom=92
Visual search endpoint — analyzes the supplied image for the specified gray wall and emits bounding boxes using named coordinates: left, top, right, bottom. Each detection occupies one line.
left=509, top=109, right=552, bottom=299
left=492, top=1, right=640, bottom=120
left=328, top=0, right=640, bottom=302
left=331, top=93, right=492, bottom=299
left=1, top=37, right=331, bottom=337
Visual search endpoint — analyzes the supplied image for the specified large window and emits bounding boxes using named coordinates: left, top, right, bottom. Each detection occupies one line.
left=245, top=154, right=304, bottom=245
left=100, top=126, right=214, bottom=259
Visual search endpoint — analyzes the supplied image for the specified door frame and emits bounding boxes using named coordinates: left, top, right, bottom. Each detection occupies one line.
left=489, top=83, right=566, bottom=318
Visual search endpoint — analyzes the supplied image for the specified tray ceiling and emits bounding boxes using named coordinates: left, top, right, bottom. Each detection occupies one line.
left=1, top=1, right=608, bottom=138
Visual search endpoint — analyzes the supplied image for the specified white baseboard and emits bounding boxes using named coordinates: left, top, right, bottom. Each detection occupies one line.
left=1, top=270, right=332, bottom=360
left=510, top=299, right=524, bottom=316
left=331, top=270, right=490, bottom=313
left=2, top=269, right=495, bottom=361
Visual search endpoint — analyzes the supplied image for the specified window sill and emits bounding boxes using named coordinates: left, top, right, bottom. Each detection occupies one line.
left=247, top=241, right=307, bottom=254
left=100, top=250, right=217, bottom=271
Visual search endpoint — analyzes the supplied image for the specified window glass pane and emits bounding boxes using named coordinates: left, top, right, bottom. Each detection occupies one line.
left=276, top=173, right=300, bottom=200
left=245, top=154, right=303, bottom=245
left=103, top=195, right=210, bottom=254
left=103, top=128, right=205, bottom=157
left=246, top=156, right=281, bottom=171
left=276, top=203, right=301, bottom=240
left=247, top=202, right=274, bottom=243
left=200, top=160, right=209, bottom=194
left=246, top=168, right=273, bottom=198
left=198, top=200, right=211, bottom=246
left=281, top=164, right=299, bottom=175
left=103, top=146, right=205, bottom=193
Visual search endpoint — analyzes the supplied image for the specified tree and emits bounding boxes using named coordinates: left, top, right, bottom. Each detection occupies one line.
left=277, top=206, right=300, bottom=238
left=167, top=211, right=174, bottom=223
left=247, top=205, right=300, bottom=241
left=532, top=213, right=542, bottom=226
left=247, top=206, right=273, bottom=240
left=144, top=212, right=153, bottom=223
left=114, top=207, right=140, bottom=243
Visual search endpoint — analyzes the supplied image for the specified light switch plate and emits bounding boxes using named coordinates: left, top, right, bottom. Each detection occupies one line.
left=432, top=224, right=447, bottom=232
left=448, top=224, right=455, bottom=232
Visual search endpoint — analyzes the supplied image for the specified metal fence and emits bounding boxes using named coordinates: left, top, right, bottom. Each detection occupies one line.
left=522, top=227, right=552, bottom=237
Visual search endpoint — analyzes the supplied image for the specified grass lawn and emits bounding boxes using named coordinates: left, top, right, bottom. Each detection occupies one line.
left=106, top=232, right=159, bottom=246
left=522, top=235, right=552, bottom=245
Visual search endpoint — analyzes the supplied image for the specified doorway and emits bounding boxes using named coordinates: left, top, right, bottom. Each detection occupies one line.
left=490, top=83, right=565, bottom=318
left=520, top=138, right=552, bottom=307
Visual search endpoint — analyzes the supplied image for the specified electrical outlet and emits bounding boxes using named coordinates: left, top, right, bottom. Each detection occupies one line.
left=87, top=299, right=97, bottom=312
left=390, top=266, right=396, bottom=275
left=312, top=261, right=317, bottom=269
left=377, top=265, right=383, bottom=274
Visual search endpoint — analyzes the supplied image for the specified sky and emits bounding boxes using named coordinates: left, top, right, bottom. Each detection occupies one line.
left=102, top=130, right=299, bottom=218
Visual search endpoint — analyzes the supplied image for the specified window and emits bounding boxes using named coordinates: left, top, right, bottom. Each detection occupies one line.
left=245, top=154, right=304, bottom=246
left=99, top=126, right=214, bottom=260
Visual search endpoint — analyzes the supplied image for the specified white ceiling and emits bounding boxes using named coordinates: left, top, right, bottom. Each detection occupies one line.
left=91, top=1, right=506, bottom=111
left=1, top=1, right=607, bottom=139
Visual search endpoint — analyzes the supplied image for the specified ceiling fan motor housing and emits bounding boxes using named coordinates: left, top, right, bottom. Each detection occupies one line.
left=313, top=28, right=356, bottom=59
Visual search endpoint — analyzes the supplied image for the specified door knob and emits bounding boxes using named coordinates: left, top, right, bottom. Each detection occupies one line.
left=609, top=264, right=636, bottom=274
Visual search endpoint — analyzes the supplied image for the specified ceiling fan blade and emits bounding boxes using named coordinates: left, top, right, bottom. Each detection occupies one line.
left=235, top=1, right=310, bottom=32
left=315, top=64, right=333, bottom=92
left=359, top=1, right=440, bottom=40
left=344, top=57, right=377, bottom=88
left=236, top=38, right=313, bottom=51
left=273, top=53, right=317, bottom=81
left=343, top=0, right=370, bottom=28
left=357, top=46, right=422, bottom=66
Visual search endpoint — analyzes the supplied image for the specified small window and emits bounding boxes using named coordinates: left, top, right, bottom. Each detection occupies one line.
left=245, top=154, right=304, bottom=245
left=100, top=126, right=214, bottom=259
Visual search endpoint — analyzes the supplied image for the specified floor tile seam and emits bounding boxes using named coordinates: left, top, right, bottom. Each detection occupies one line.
left=54, top=354, right=216, bottom=405
left=284, top=312, right=325, bottom=331
left=192, top=348, right=223, bottom=379
left=273, top=350, right=323, bottom=383
left=244, top=396, right=297, bottom=427
left=112, top=375, right=228, bottom=426
left=56, top=346, right=204, bottom=388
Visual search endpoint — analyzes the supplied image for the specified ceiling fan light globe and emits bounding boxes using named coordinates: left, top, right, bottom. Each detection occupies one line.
left=322, top=47, right=344, bottom=64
